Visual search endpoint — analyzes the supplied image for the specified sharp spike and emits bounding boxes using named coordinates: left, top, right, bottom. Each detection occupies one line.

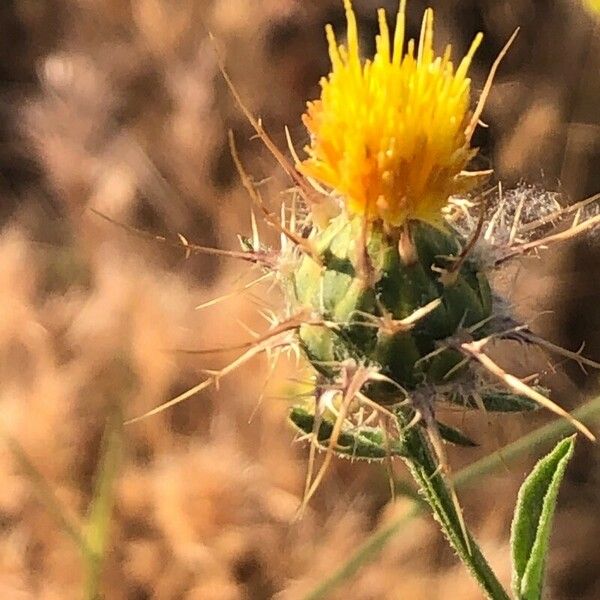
left=466, top=28, right=518, bottom=141
left=90, top=208, right=268, bottom=264
left=461, top=339, right=596, bottom=441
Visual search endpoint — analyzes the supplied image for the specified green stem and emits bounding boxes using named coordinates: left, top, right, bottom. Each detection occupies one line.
left=83, top=552, right=102, bottom=600
left=400, top=419, right=510, bottom=600
left=302, top=395, right=600, bottom=600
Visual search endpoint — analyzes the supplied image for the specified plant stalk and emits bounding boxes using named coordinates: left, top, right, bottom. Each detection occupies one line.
left=399, top=417, right=510, bottom=600
left=303, top=395, right=600, bottom=600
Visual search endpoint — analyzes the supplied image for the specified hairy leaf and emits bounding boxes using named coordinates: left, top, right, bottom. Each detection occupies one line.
left=510, top=436, right=576, bottom=600
left=289, top=406, right=407, bottom=460
left=436, top=420, right=478, bottom=447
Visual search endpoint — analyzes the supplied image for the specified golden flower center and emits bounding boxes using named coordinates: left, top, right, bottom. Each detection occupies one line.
left=299, top=0, right=485, bottom=227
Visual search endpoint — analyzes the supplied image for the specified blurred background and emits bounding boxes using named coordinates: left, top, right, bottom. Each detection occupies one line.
left=1, top=1, right=600, bottom=598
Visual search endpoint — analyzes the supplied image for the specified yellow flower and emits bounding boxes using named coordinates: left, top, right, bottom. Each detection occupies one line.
left=583, top=0, right=600, bottom=16
left=299, top=0, right=486, bottom=228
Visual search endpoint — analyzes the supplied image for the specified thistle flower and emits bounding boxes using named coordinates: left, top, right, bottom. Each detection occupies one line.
left=111, top=3, right=600, bottom=598
left=300, top=0, right=486, bottom=227
left=125, top=0, right=598, bottom=474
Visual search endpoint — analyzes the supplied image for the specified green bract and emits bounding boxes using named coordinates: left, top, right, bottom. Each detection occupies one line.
left=285, top=214, right=535, bottom=458
left=294, top=216, right=489, bottom=385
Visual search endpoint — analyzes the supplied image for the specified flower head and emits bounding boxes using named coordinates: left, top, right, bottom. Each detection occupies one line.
left=299, top=0, right=485, bottom=227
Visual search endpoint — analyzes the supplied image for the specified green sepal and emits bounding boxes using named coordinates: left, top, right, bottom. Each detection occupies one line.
left=479, top=390, right=539, bottom=412
left=378, top=251, right=441, bottom=322
left=446, top=390, right=540, bottom=413
left=436, top=420, right=478, bottom=447
left=297, top=325, right=336, bottom=378
left=476, top=271, right=493, bottom=317
left=442, top=276, right=487, bottom=331
left=423, top=348, right=466, bottom=383
left=411, top=221, right=460, bottom=271
left=290, top=214, right=497, bottom=404
left=289, top=406, right=408, bottom=460
left=373, top=330, right=422, bottom=390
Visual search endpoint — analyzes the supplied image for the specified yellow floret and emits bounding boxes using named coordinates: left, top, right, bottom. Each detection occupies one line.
left=299, top=0, right=486, bottom=227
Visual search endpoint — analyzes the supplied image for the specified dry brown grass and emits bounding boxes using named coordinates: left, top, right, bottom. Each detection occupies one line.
left=1, top=1, right=599, bottom=598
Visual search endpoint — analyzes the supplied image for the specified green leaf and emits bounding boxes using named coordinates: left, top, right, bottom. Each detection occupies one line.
left=477, top=390, right=539, bottom=413
left=289, top=406, right=407, bottom=460
left=436, top=420, right=478, bottom=447
left=3, top=433, right=87, bottom=553
left=83, top=407, right=123, bottom=599
left=510, top=435, right=576, bottom=600
left=446, top=390, right=539, bottom=412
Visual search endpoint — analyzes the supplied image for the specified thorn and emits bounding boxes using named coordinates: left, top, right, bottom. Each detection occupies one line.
left=248, top=346, right=282, bottom=424
left=250, top=210, right=260, bottom=250
left=522, top=333, right=600, bottom=371
left=90, top=208, right=271, bottom=265
left=228, top=131, right=322, bottom=266
left=398, top=224, right=418, bottom=266
left=124, top=378, right=213, bottom=425
left=210, top=35, right=320, bottom=204
left=377, top=298, right=443, bottom=335
left=177, top=233, right=192, bottom=259
left=466, top=28, right=519, bottom=141
left=127, top=324, right=301, bottom=424
left=284, top=126, right=330, bottom=196
left=234, top=316, right=261, bottom=339
left=484, top=182, right=504, bottom=242
left=441, top=190, right=490, bottom=286
left=508, top=192, right=526, bottom=245
left=194, top=272, right=272, bottom=311
left=300, top=366, right=377, bottom=512
left=518, top=192, right=600, bottom=235
left=497, top=213, right=600, bottom=265
left=461, top=339, right=596, bottom=441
